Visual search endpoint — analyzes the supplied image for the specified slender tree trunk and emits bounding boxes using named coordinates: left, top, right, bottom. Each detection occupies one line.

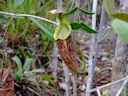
left=126, top=63, right=128, bottom=96
left=110, top=0, right=128, bottom=95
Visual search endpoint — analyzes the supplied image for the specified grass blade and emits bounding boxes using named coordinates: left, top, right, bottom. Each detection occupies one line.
left=29, top=17, right=55, bottom=42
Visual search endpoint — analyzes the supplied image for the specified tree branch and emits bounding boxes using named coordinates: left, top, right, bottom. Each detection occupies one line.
left=0, top=11, right=56, bottom=25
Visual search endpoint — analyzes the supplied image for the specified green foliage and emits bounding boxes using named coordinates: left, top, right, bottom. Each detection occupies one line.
left=12, top=56, right=33, bottom=80
left=29, top=17, right=55, bottom=42
left=14, top=0, right=24, bottom=8
left=112, top=19, right=128, bottom=43
left=70, top=22, right=81, bottom=29
left=103, top=0, right=115, bottom=20
left=19, top=46, right=25, bottom=58
left=65, top=7, right=77, bottom=15
left=70, top=22, right=98, bottom=33
left=42, top=74, right=56, bottom=86
left=12, top=56, right=22, bottom=69
left=81, top=22, right=98, bottom=33
left=23, top=58, right=33, bottom=71
left=122, top=87, right=126, bottom=96
left=112, top=13, right=128, bottom=22
left=0, top=37, right=4, bottom=43
left=65, top=7, right=94, bottom=16
left=77, top=7, right=94, bottom=15
left=15, top=68, right=23, bottom=81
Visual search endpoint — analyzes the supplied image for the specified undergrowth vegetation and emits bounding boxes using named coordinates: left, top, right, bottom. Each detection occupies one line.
left=1, top=0, right=124, bottom=96
left=0, top=0, right=61, bottom=95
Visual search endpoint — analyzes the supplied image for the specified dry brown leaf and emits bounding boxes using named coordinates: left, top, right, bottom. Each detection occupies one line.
left=101, top=88, right=109, bottom=95
left=0, top=68, right=14, bottom=96
left=47, top=9, right=65, bottom=14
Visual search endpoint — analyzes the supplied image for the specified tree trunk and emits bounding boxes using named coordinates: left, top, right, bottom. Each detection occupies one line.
left=110, top=0, right=128, bottom=95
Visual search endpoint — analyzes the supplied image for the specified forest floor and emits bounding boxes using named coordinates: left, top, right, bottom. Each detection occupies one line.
left=0, top=1, right=120, bottom=96
left=0, top=23, right=117, bottom=96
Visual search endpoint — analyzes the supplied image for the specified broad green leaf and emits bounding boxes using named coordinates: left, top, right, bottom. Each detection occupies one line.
left=77, top=7, right=94, bottom=15
left=12, top=56, right=22, bottom=69
left=29, top=17, right=55, bottom=42
left=112, top=19, right=128, bottom=43
left=80, top=22, right=98, bottom=33
left=15, top=68, right=23, bottom=81
left=14, top=0, right=24, bottom=8
left=103, top=0, right=115, bottom=19
left=65, top=7, right=77, bottom=15
left=23, top=58, right=33, bottom=71
left=0, top=37, right=3, bottom=43
left=70, top=22, right=81, bottom=29
left=112, top=13, right=128, bottom=22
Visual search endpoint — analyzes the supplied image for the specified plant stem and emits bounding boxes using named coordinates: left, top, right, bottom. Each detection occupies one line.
left=89, top=76, right=128, bottom=93
left=72, top=0, right=79, bottom=96
left=86, top=0, right=98, bottom=96
left=92, top=4, right=105, bottom=84
left=0, top=11, right=56, bottom=25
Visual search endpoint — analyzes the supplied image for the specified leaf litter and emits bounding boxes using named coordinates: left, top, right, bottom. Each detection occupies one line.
left=0, top=67, right=14, bottom=96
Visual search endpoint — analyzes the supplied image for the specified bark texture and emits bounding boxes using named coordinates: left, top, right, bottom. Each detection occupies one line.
left=111, top=0, right=128, bottom=95
left=111, top=37, right=127, bottom=96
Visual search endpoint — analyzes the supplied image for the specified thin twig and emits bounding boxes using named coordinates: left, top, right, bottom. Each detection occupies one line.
left=57, top=0, right=63, bottom=10
left=57, top=0, right=70, bottom=96
left=97, top=88, right=101, bottom=96
left=62, top=61, right=70, bottom=96
left=116, top=79, right=128, bottom=96
left=89, top=76, right=128, bottom=93
left=98, top=27, right=112, bottom=43
left=72, top=0, right=80, bottom=96
left=73, top=72, right=77, bottom=96
left=0, top=11, right=56, bottom=25
left=86, top=0, right=98, bottom=96
left=92, top=4, right=105, bottom=81
left=51, top=43, right=58, bottom=77
left=27, top=87, right=40, bottom=96
left=126, top=65, right=128, bottom=96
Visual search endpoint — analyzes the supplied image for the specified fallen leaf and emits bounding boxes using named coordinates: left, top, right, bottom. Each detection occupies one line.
left=47, top=9, right=65, bottom=14
left=58, top=82, right=67, bottom=90
left=0, top=68, right=14, bottom=96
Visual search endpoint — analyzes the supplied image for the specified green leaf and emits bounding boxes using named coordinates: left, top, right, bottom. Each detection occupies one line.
left=0, top=37, right=4, bottom=43
left=15, top=68, right=23, bottom=81
left=77, top=7, right=94, bottom=15
left=112, top=13, right=128, bottom=22
left=112, top=19, right=128, bottom=43
left=65, top=7, right=77, bottom=15
left=80, top=22, right=98, bottom=33
left=14, top=0, right=24, bottom=8
left=42, top=74, right=56, bottom=86
left=23, top=58, right=33, bottom=71
left=65, top=7, right=94, bottom=16
left=103, top=0, right=115, bottom=19
left=29, top=17, right=55, bottom=42
left=12, top=56, right=22, bottom=69
left=70, top=22, right=81, bottom=30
